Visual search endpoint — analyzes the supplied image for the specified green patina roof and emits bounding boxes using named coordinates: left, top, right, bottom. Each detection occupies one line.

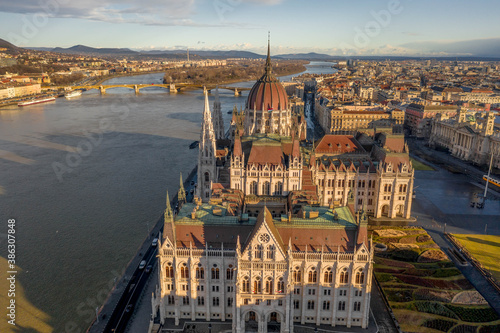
left=275, top=206, right=357, bottom=229
left=241, top=134, right=292, bottom=146
left=175, top=203, right=257, bottom=225
left=175, top=202, right=357, bottom=229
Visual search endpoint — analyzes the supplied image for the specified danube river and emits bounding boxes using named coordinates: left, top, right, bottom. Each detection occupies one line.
left=0, top=62, right=335, bottom=332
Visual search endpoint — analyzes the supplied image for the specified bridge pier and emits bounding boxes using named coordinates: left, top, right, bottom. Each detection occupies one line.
left=169, top=83, right=177, bottom=93
left=134, top=85, right=140, bottom=94
left=99, top=86, right=106, bottom=94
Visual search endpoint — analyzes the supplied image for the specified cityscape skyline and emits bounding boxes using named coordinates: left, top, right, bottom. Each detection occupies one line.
left=1, top=0, right=500, bottom=57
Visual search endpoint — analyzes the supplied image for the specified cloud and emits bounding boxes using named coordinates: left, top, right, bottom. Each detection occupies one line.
left=0, top=0, right=283, bottom=27
left=0, top=0, right=233, bottom=26
left=402, top=38, right=500, bottom=57
left=402, top=32, right=421, bottom=36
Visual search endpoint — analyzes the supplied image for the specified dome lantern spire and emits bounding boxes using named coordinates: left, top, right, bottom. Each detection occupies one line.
left=265, top=31, right=272, bottom=75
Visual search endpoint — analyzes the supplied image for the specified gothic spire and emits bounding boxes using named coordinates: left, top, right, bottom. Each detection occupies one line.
left=200, top=87, right=216, bottom=147
left=164, top=191, right=173, bottom=222
left=265, top=31, right=272, bottom=75
left=213, top=85, right=224, bottom=140
left=178, top=173, right=186, bottom=205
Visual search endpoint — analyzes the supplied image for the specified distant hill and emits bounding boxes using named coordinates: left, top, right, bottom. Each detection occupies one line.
left=0, top=38, right=23, bottom=54
left=275, top=52, right=335, bottom=60
left=51, top=44, right=138, bottom=55
left=45, top=45, right=265, bottom=59
left=140, top=49, right=264, bottom=59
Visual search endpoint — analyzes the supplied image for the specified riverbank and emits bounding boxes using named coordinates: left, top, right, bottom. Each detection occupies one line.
left=163, top=61, right=308, bottom=87
left=0, top=92, right=59, bottom=109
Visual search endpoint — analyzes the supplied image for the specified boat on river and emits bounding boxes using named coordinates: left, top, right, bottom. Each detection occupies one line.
left=65, top=90, right=83, bottom=99
left=18, top=96, right=56, bottom=107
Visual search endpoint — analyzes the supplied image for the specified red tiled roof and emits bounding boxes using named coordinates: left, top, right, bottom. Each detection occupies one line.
left=277, top=228, right=356, bottom=252
left=383, top=137, right=405, bottom=153
left=175, top=225, right=254, bottom=249
left=233, top=135, right=242, bottom=156
left=248, top=145, right=284, bottom=165
left=315, top=135, right=363, bottom=154
left=383, top=155, right=410, bottom=168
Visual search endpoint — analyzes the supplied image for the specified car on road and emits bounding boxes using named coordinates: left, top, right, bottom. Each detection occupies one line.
left=139, top=260, right=146, bottom=269
left=125, top=304, right=133, bottom=313
left=145, top=265, right=152, bottom=273
left=152, top=238, right=158, bottom=247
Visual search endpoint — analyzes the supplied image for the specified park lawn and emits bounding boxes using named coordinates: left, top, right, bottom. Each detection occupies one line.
left=452, top=234, right=500, bottom=282
left=371, top=227, right=500, bottom=331
left=410, top=157, right=435, bottom=171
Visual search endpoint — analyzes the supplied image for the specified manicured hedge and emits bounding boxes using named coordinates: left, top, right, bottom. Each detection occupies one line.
left=433, top=268, right=462, bottom=278
left=445, top=305, right=500, bottom=323
left=414, top=301, right=459, bottom=319
left=423, top=318, right=456, bottom=332
left=449, top=324, right=480, bottom=333
left=479, top=324, right=500, bottom=333
left=391, top=249, right=421, bottom=262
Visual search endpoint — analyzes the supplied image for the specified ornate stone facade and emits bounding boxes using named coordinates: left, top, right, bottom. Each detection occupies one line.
left=152, top=202, right=373, bottom=332
left=310, top=134, right=414, bottom=219
left=429, top=109, right=500, bottom=169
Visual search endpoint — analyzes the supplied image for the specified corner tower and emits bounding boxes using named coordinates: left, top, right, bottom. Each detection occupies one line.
left=196, top=88, right=217, bottom=202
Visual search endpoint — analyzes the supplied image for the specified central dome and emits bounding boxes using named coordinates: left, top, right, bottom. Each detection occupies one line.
left=246, top=43, right=288, bottom=111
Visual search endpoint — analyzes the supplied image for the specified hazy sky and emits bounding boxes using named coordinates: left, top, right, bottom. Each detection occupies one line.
left=1, top=0, right=499, bottom=56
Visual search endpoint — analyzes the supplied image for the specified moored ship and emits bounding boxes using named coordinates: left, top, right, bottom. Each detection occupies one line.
left=18, top=96, right=56, bottom=107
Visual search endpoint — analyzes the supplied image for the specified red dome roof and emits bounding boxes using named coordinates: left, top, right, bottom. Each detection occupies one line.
left=246, top=44, right=288, bottom=111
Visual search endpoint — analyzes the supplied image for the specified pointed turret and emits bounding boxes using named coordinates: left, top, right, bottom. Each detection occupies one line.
left=163, top=191, right=176, bottom=243
left=212, top=86, right=225, bottom=140
left=164, top=191, right=173, bottom=222
left=178, top=173, right=186, bottom=205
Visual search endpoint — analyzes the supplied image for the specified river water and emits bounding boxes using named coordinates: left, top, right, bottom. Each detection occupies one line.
left=0, top=62, right=335, bottom=332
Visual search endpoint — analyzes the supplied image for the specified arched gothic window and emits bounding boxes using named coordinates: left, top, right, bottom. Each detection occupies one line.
left=211, top=267, right=220, bottom=280
left=265, top=277, right=273, bottom=294
left=253, top=276, right=262, bottom=293
left=254, top=244, right=263, bottom=259
left=324, top=267, right=333, bottom=283
left=226, top=265, right=234, bottom=280
left=196, top=266, right=204, bottom=279
left=277, top=278, right=284, bottom=293
left=180, top=263, right=189, bottom=279
left=242, top=276, right=250, bottom=293
left=308, top=268, right=317, bottom=283
left=266, top=245, right=274, bottom=259
left=250, top=181, right=258, bottom=195
left=293, top=267, right=301, bottom=283
left=355, top=270, right=365, bottom=284
left=339, top=268, right=349, bottom=284
left=165, top=262, right=173, bottom=278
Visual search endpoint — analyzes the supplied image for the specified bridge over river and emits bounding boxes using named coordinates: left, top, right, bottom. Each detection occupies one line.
left=50, top=83, right=250, bottom=95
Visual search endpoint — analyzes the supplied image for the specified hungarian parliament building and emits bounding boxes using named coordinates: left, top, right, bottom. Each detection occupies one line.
left=150, top=42, right=414, bottom=332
